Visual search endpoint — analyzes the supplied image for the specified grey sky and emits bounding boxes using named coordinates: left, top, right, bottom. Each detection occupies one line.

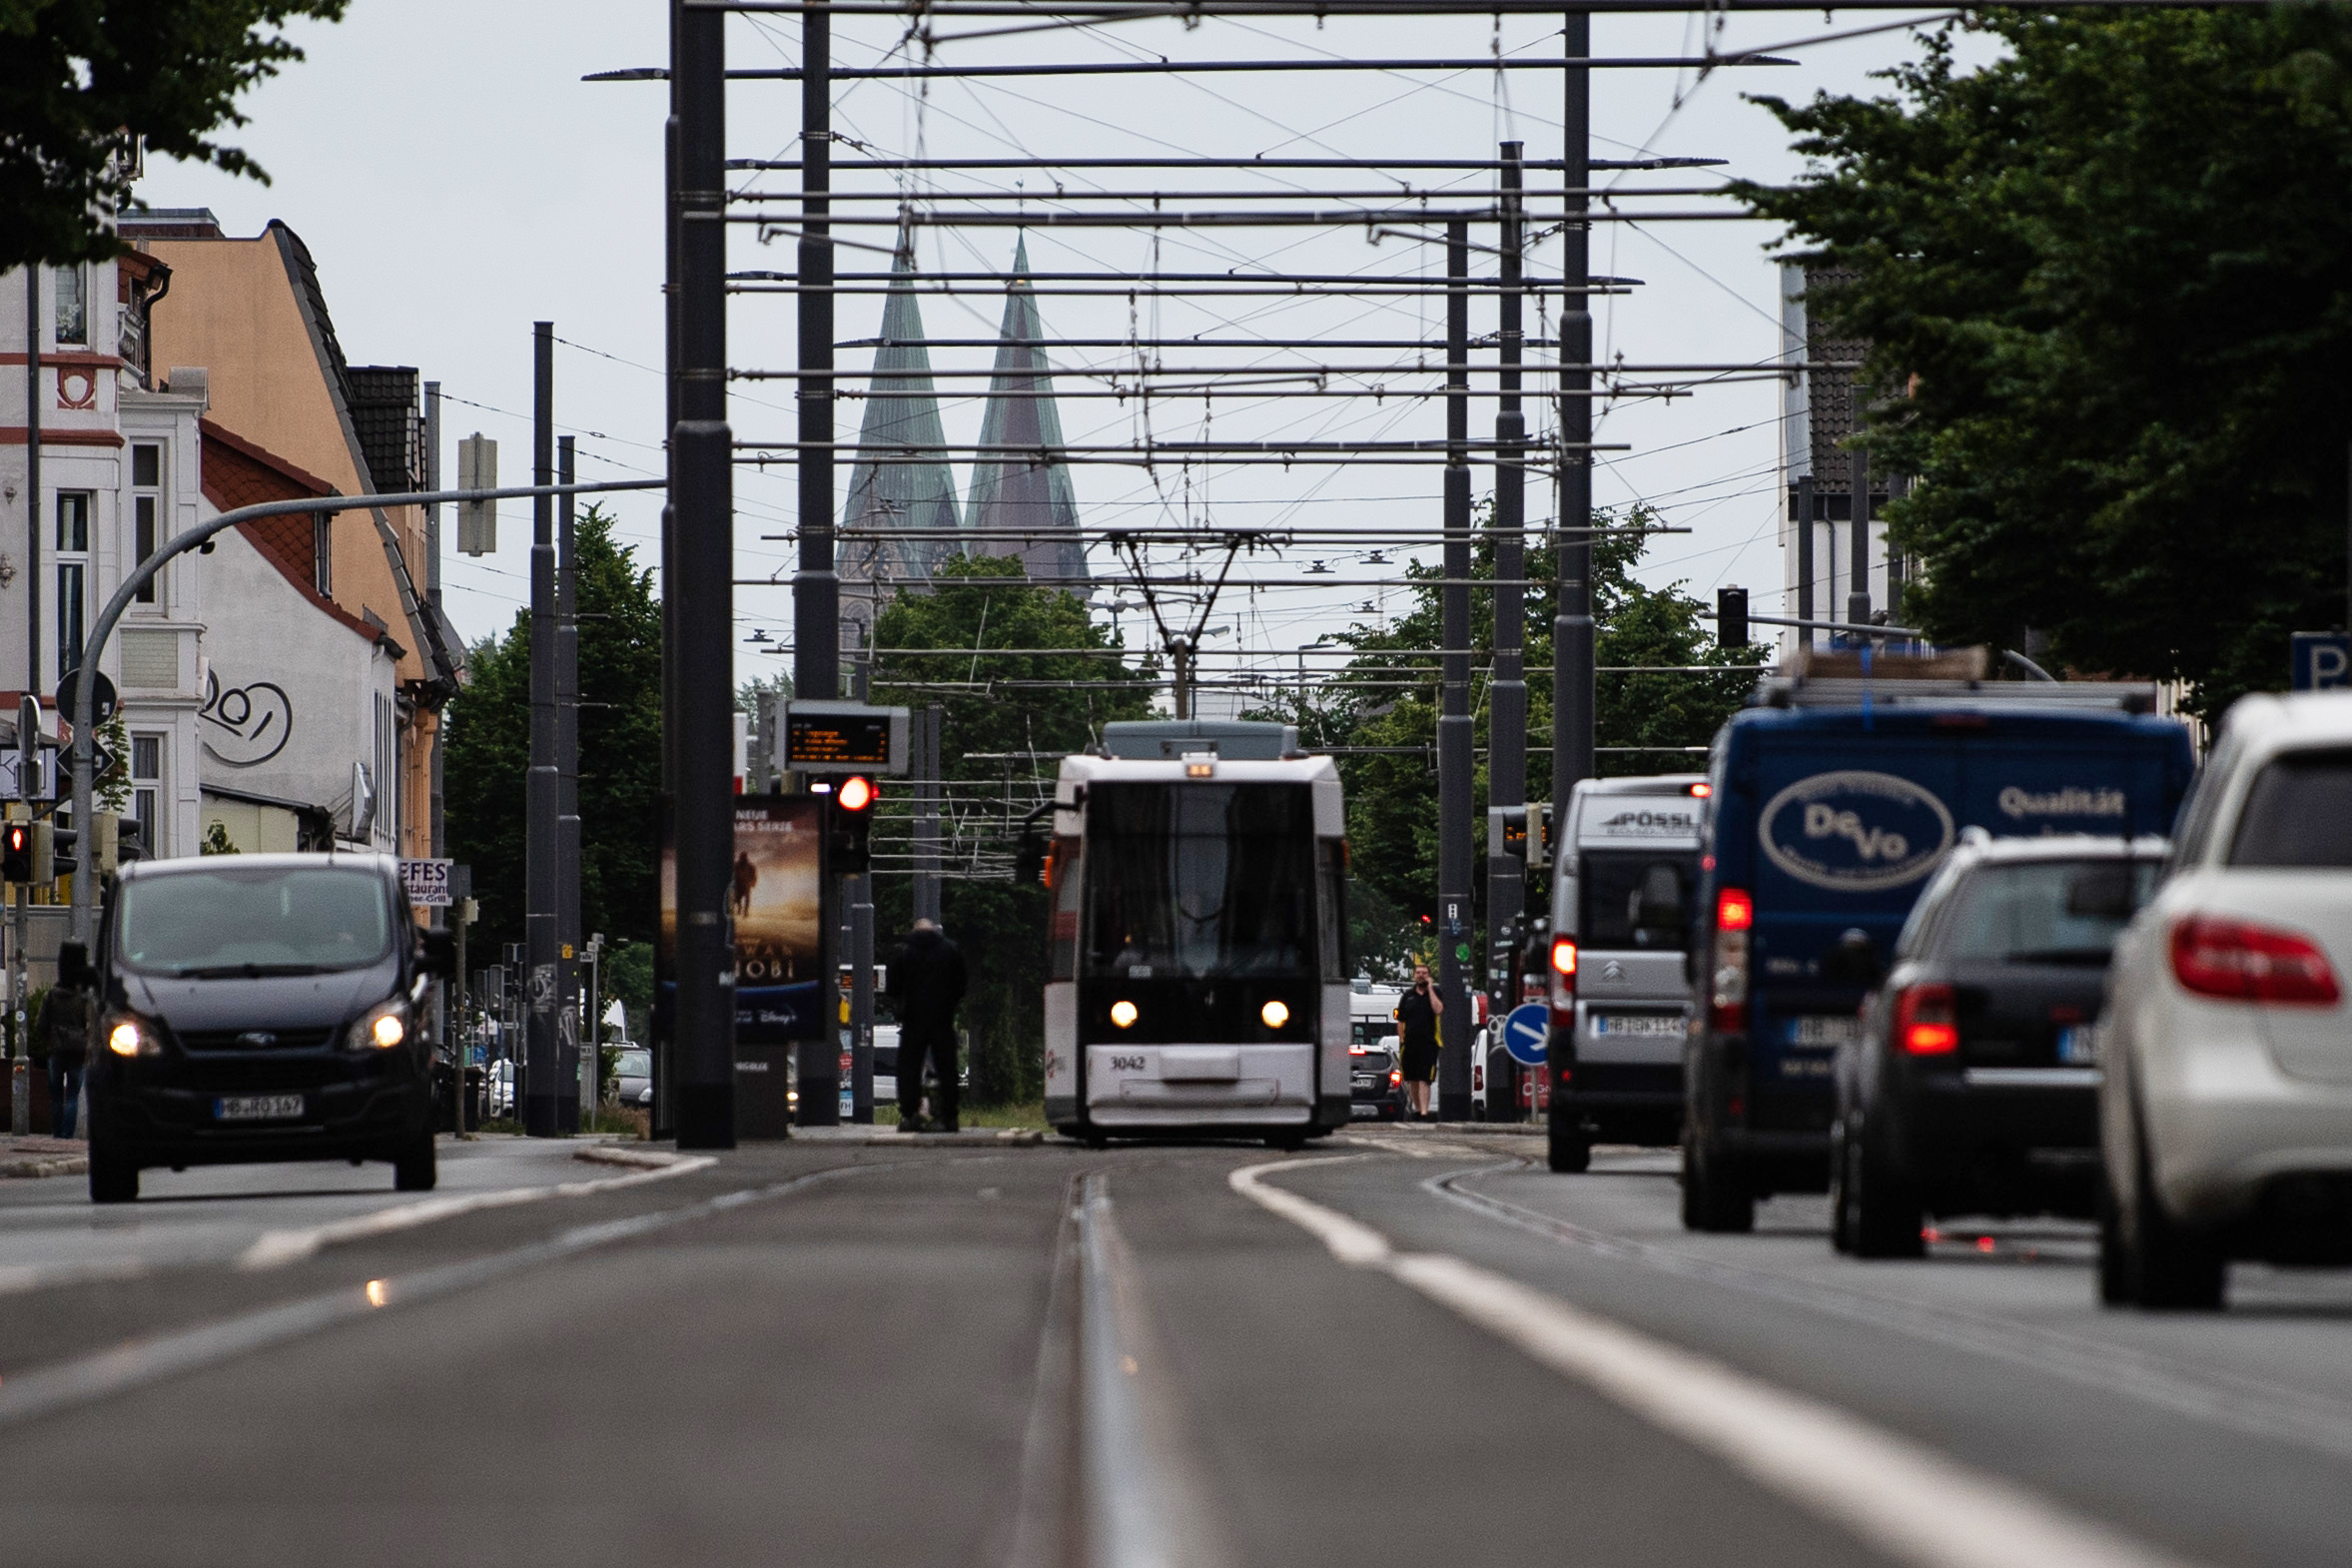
left=135, top=2, right=1982, bottom=692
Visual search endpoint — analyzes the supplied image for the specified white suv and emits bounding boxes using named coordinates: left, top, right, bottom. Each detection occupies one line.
left=2100, top=692, right=2352, bottom=1308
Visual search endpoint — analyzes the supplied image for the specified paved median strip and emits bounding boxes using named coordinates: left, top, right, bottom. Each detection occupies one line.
left=1228, top=1157, right=2208, bottom=1568
left=234, top=1148, right=715, bottom=1270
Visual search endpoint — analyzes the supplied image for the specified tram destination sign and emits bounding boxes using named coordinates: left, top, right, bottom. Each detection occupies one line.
left=779, top=701, right=910, bottom=775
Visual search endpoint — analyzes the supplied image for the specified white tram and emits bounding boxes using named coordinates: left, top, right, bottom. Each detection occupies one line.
left=1037, top=719, right=1351, bottom=1148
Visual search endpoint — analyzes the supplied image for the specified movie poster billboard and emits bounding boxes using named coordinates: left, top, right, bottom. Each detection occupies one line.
left=658, top=796, right=826, bottom=1043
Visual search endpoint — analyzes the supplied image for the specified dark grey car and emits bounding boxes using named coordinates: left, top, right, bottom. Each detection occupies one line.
left=74, top=853, right=451, bottom=1204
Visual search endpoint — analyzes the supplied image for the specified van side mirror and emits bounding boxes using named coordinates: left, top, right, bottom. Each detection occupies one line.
left=56, top=941, right=92, bottom=989
left=1015, top=832, right=1048, bottom=889
left=1820, top=928, right=1884, bottom=987
left=420, top=929, right=456, bottom=977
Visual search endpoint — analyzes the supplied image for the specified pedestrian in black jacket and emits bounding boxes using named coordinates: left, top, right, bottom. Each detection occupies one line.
left=39, top=980, right=89, bottom=1140
left=890, top=919, right=968, bottom=1134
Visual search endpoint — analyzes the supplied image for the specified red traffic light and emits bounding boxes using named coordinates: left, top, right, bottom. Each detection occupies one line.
left=837, top=775, right=876, bottom=813
left=4, top=825, right=24, bottom=853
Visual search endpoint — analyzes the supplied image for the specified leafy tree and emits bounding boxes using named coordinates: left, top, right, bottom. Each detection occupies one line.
left=442, top=506, right=663, bottom=961
left=1304, top=506, right=1765, bottom=945
left=1739, top=9, right=2352, bottom=714
left=867, top=555, right=1156, bottom=1105
left=2, top=0, right=349, bottom=268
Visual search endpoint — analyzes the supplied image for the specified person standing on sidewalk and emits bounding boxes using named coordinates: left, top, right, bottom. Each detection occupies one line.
left=890, top=918, right=968, bottom=1134
left=1394, top=962, right=1444, bottom=1121
left=38, top=977, right=90, bottom=1140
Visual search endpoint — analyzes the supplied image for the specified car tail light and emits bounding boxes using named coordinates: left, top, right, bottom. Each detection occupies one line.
left=1710, top=887, right=1752, bottom=1032
left=1896, top=983, right=1959, bottom=1055
left=2170, top=916, right=2342, bottom=1005
left=1549, top=936, right=1578, bottom=1027
left=1389, top=1069, right=1401, bottom=1086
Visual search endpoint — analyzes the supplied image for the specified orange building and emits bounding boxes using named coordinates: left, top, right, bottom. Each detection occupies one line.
left=125, top=212, right=460, bottom=861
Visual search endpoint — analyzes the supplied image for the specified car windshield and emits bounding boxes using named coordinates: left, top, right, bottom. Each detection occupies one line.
left=116, top=864, right=393, bottom=976
left=1937, top=859, right=2159, bottom=965
left=2230, top=748, right=2352, bottom=866
left=1578, top=851, right=1698, bottom=952
left=1085, top=782, right=1319, bottom=980
left=615, top=1049, right=651, bottom=1078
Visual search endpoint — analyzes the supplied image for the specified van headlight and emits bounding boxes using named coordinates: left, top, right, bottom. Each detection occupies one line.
left=348, top=1001, right=409, bottom=1052
left=105, top=1016, right=157, bottom=1057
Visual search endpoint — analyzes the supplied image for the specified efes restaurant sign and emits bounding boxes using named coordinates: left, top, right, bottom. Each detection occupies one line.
left=1761, top=771, right=1956, bottom=892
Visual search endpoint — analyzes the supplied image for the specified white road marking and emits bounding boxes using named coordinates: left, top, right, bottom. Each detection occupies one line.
left=235, top=1155, right=716, bottom=1269
left=1229, top=1158, right=2208, bottom=1568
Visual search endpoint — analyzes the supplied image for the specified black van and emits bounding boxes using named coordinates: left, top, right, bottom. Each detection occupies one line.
left=72, top=853, right=451, bottom=1204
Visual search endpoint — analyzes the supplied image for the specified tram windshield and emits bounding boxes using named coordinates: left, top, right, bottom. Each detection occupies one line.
left=1086, top=782, right=1318, bottom=980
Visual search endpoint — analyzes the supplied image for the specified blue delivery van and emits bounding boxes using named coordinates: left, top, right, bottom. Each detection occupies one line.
left=1681, top=680, right=2194, bottom=1232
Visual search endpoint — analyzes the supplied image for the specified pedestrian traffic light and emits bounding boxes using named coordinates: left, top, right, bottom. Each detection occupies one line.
left=829, top=774, right=875, bottom=875
left=0, top=821, right=28, bottom=883
left=1716, top=586, right=1750, bottom=649
left=1488, top=805, right=1529, bottom=863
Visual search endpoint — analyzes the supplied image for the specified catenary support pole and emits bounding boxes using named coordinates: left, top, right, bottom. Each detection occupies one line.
left=26, top=273, right=41, bottom=703
left=1486, top=141, right=1529, bottom=1020
left=1795, top=472, right=1814, bottom=636
left=524, top=323, right=559, bottom=1139
left=654, top=0, right=683, bottom=1146
left=795, top=0, right=842, bottom=1127
left=1437, top=220, right=1475, bottom=1124
left=674, top=0, right=739, bottom=1147
left=557, top=434, right=583, bottom=1133
left=1848, top=440, right=1872, bottom=631
left=1554, top=13, right=1596, bottom=798
left=849, top=873, right=874, bottom=1123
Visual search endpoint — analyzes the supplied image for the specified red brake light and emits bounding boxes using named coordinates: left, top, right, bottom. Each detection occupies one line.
left=1689, top=781, right=1712, bottom=799
left=837, top=775, right=875, bottom=813
left=2170, top=916, right=2341, bottom=1005
left=1349, top=1043, right=1365, bottom=1056
left=1896, top=983, right=1959, bottom=1055
left=1550, top=937, right=1579, bottom=977
left=1389, top=1069, right=1401, bottom=1086
left=1717, top=888, right=1754, bottom=932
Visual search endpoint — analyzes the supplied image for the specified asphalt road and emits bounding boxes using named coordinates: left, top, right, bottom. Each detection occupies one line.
left=0, top=1128, right=2348, bottom=1567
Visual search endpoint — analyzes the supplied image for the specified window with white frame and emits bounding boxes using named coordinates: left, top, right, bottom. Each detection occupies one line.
left=56, top=491, right=91, bottom=677
left=53, top=266, right=88, bottom=347
left=131, top=734, right=162, bottom=855
left=131, top=442, right=163, bottom=604
left=314, top=512, right=333, bottom=597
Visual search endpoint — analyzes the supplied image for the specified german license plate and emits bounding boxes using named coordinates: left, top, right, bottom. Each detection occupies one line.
left=1785, top=1015, right=1861, bottom=1049
left=214, top=1094, right=306, bottom=1123
left=1591, top=1013, right=1684, bottom=1039
left=2057, top=1026, right=2098, bottom=1065
left=1349, top=1103, right=1380, bottom=1118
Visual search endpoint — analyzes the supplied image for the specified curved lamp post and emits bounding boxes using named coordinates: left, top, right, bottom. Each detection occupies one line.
left=65, top=478, right=665, bottom=945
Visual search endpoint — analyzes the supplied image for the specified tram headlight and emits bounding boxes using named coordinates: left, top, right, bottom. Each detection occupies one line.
left=1259, top=1000, right=1289, bottom=1029
left=1110, top=999, right=1139, bottom=1029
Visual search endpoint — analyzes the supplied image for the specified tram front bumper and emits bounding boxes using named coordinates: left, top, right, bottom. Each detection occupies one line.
left=1085, top=1043, right=1318, bottom=1127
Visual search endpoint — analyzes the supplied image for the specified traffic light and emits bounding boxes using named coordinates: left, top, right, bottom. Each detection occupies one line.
left=1716, top=586, right=1749, bottom=648
left=828, top=774, right=876, bottom=875
left=34, top=820, right=77, bottom=884
left=1488, top=805, right=1529, bottom=863
left=1, top=821, right=29, bottom=883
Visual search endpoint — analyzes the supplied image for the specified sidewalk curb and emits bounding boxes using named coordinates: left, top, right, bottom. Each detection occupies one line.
left=570, top=1146, right=690, bottom=1171
left=793, top=1126, right=1046, bottom=1148
left=0, top=1156, right=88, bottom=1179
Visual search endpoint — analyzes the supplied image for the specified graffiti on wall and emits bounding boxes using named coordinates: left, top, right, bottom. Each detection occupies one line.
left=200, top=670, right=295, bottom=767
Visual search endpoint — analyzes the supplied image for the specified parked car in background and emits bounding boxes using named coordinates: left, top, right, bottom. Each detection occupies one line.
left=1834, top=833, right=2161, bottom=1256
left=613, top=1047, right=653, bottom=1110
left=2101, top=694, right=2352, bottom=1309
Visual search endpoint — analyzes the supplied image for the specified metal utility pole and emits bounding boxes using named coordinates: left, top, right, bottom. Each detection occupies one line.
left=913, top=705, right=942, bottom=924
left=1795, top=472, right=1815, bottom=631
left=1847, top=441, right=1872, bottom=631
left=452, top=886, right=472, bottom=1137
left=672, top=0, right=739, bottom=1147
left=523, top=323, right=560, bottom=1139
left=1437, top=220, right=1475, bottom=1125
left=791, top=0, right=843, bottom=1130
left=849, top=875, right=874, bottom=1123
left=1554, top=13, right=1597, bottom=798
left=584, top=931, right=603, bottom=1116
left=26, top=272, right=41, bottom=700
left=557, top=434, right=583, bottom=1133
left=1486, top=142, right=1529, bottom=1014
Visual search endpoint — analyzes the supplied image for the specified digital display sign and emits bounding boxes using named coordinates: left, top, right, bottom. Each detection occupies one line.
left=777, top=702, right=908, bottom=774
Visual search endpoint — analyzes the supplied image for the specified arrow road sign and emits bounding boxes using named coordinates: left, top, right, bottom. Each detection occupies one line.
left=1502, top=1001, right=1550, bottom=1067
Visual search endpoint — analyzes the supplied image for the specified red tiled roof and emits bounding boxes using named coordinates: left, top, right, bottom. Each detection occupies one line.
left=197, top=419, right=388, bottom=648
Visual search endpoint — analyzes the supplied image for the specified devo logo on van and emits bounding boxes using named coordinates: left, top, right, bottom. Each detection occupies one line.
left=1759, top=770, right=1955, bottom=892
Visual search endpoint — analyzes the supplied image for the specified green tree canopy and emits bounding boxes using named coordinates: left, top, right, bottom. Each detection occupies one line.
left=2, top=0, right=348, bottom=268
left=867, top=555, right=1156, bottom=1104
left=442, top=506, right=663, bottom=961
left=1304, top=508, right=1764, bottom=952
left=1739, top=9, right=2352, bottom=714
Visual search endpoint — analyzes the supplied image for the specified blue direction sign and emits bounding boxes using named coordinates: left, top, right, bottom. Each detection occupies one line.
left=1501, top=1002, right=1550, bottom=1068
left=2292, top=631, right=2352, bottom=692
